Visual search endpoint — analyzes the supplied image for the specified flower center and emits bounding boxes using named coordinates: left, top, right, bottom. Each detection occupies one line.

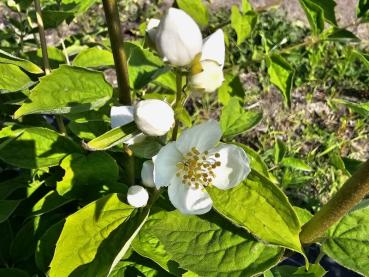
left=176, top=147, right=221, bottom=189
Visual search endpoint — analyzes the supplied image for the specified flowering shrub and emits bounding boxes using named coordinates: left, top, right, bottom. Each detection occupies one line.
left=1, top=0, right=369, bottom=276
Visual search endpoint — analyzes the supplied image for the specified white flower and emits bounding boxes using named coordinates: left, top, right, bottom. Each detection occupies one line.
left=152, top=120, right=250, bottom=215
left=141, top=160, right=155, bottom=188
left=127, top=185, right=149, bottom=208
left=190, top=29, right=225, bottom=93
left=134, top=99, right=175, bottom=137
left=191, top=60, right=224, bottom=93
left=154, top=8, right=202, bottom=66
left=146, top=18, right=160, bottom=42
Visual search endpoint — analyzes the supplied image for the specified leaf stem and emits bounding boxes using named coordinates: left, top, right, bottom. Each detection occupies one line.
left=34, top=0, right=66, bottom=135
left=102, top=0, right=131, bottom=105
left=171, top=68, right=183, bottom=141
left=300, top=159, right=369, bottom=244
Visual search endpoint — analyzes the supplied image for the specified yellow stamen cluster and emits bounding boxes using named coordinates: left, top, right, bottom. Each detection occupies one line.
left=176, top=147, right=221, bottom=189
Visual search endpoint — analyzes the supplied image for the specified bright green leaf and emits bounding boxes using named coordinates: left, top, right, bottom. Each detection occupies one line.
left=109, top=260, right=170, bottom=277
left=267, top=54, right=294, bottom=108
left=298, top=0, right=325, bottom=34
left=269, top=264, right=326, bottom=277
left=242, top=0, right=253, bottom=13
left=14, top=65, right=113, bottom=118
left=217, top=74, right=245, bottom=105
left=0, top=64, right=33, bottom=93
left=230, top=6, right=256, bottom=45
left=72, top=47, right=114, bottom=68
left=220, top=97, right=262, bottom=137
left=0, top=49, right=43, bottom=74
left=293, top=206, right=313, bottom=226
left=322, top=206, right=369, bottom=276
left=208, top=171, right=304, bottom=254
left=335, top=98, right=369, bottom=118
left=281, top=157, right=312, bottom=172
left=49, top=194, right=136, bottom=277
left=150, top=210, right=283, bottom=277
left=0, top=125, right=80, bottom=169
left=176, top=0, right=209, bottom=27
left=274, top=139, right=287, bottom=164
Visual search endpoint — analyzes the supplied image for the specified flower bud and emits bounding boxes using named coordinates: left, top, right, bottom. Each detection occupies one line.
left=146, top=18, right=160, bottom=42
left=141, top=160, right=155, bottom=188
left=127, top=185, right=149, bottom=208
left=134, top=99, right=175, bottom=136
left=155, top=8, right=202, bottom=66
left=110, top=106, right=134, bottom=129
left=190, top=60, right=224, bottom=93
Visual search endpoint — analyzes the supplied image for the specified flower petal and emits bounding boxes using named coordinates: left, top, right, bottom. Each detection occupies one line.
left=208, top=143, right=250, bottom=190
left=176, top=120, right=222, bottom=154
left=110, top=106, right=134, bottom=128
left=153, top=142, right=183, bottom=188
left=201, top=29, right=225, bottom=67
left=127, top=185, right=149, bottom=208
left=191, top=60, right=224, bottom=93
left=146, top=18, right=160, bottom=42
left=168, top=178, right=213, bottom=215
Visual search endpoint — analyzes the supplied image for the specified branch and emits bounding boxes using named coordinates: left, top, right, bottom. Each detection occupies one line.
left=102, top=0, right=131, bottom=105
left=300, top=159, right=369, bottom=244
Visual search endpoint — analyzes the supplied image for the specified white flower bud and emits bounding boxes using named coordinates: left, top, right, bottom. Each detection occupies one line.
left=155, top=8, right=202, bottom=66
left=110, top=106, right=134, bottom=128
left=127, top=185, right=149, bottom=208
left=201, top=29, right=225, bottom=67
left=141, top=160, right=155, bottom=188
left=191, top=60, right=224, bottom=93
left=134, top=99, right=174, bottom=136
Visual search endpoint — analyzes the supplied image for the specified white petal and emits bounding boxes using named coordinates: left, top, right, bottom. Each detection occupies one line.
left=146, top=18, right=160, bottom=42
left=153, top=142, right=183, bottom=188
left=127, top=185, right=149, bottom=208
left=168, top=178, right=212, bottom=215
left=201, top=29, right=225, bottom=67
left=110, top=106, right=134, bottom=128
left=156, top=8, right=202, bottom=66
left=134, top=99, right=175, bottom=136
left=176, top=120, right=222, bottom=155
left=191, top=60, right=224, bottom=93
left=124, top=133, right=147, bottom=146
left=141, top=160, right=155, bottom=188
left=208, top=143, right=250, bottom=190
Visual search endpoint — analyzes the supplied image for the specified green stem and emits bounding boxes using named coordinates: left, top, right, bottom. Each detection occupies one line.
left=171, top=69, right=183, bottom=141
left=300, top=159, right=369, bottom=244
left=102, top=0, right=131, bottom=105
left=34, top=0, right=66, bottom=135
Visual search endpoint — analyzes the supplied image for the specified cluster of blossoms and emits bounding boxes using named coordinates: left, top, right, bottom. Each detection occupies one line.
left=112, top=8, right=250, bottom=214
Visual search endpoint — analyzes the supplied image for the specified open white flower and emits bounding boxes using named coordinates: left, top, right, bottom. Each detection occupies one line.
left=127, top=185, right=149, bottom=208
left=152, top=120, right=250, bottom=215
left=190, top=29, right=225, bottom=93
left=153, top=8, right=203, bottom=66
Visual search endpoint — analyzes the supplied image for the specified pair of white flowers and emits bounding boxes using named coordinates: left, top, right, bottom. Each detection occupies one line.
left=147, top=8, right=225, bottom=93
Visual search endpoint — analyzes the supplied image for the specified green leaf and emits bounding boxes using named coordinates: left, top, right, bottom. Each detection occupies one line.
left=351, top=49, right=369, bottom=71
left=207, top=171, right=303, bottom=254
left=31, top=191, right=73, bottom=216
left=49, top=193, right=136, bottom=277
left=57, top=152, right=120, bottom=198
left=293, top=206, right=313, bottom=226
left=357, top=0, right=369, bottom=20
left=281, top=157, right=312, bottom=172
left=14, top=65, right=113, bottom=118
left=109, top=260, right=168, bottom=277
left=85, top=122, right=138, bottom=151
left=267, top=54, right=294, bottom=108
left=72, top=47, right=114, bottom=68
left=298, top=0, right=325, bottom=34
left=0, top=268, right=29, bottom=277
left=274, top=139, right=287, bottom=164
left=0, top=64, right=33, bottom=93
left=0, top=200, right=21, bottom=223
left=308, top=0, right=337, bottom=25
left=176, top=0, right=209, bottom=27
left=230, top=6, right=256, bottom=45
left=129, top=137, right=162, bottom=159
left=325, top=28, right=359, bottom=42
left=322, top=206, right=369, bottom=276
left=217, top=74, right=245, bottom=105
left=124, top=42, right=165, bottom=90
left=0, top=49, right=43, bottom=74
left=0, top=125, right=80, bottom=169
left=268, top=264, right=326, bottom=277
left=242, top=0, right=253, bottom=13
left=25, top=47, right=66, bottom=69
left=220, top=97, right=262, bottom=137
left=335, top=98, right=369, bottom=118
left=132, top=212, right=183, bottom=275
left=150, top=210, right=283, bottom=277
left=0, top=175, right=29, bottom=200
